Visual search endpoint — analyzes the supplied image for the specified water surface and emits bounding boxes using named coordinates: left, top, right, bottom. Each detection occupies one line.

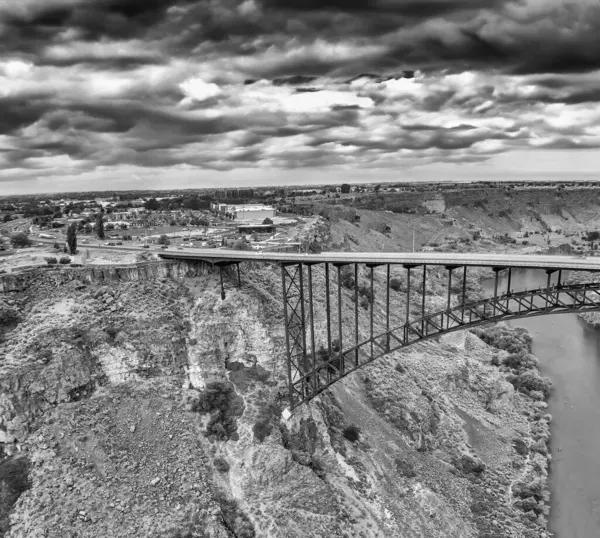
left=483, top=269, right=600, bottom=538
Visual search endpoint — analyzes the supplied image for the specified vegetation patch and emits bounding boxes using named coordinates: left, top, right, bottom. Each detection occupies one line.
left=213, top=457, right=230, bottom=473
left=342, top=425, right=361, bottom=442
left=215, top=492, right=256, bottom=538
left=394, top=457, right=417, bottom=478
left=190, top=381, right=245, bottom=441
left=0, top=457, right=31, bottom=537
left=470, top=326, right=532, bottom=355
left=252, top=401, right=282, bottom=443
left=226, top=360, right=270, bottom=392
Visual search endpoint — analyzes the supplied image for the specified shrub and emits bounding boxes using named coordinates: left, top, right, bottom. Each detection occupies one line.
left=158, top=234, right=170, bottom=246
left=390, top=277, right=403, bottom=292
left=342, top=425, right=361, bottom=442
left=213, top=457, right=230, bottom=473
left=340, top=270, right=355, bottom=289
left=253, top=419, right=272, bottom=443
left=514, top=371, right=552, bottom=398
left=105, top=326, right=119, bottom=341
left=513, top=438, right=529, bottom=456
left=59, top=256, right=71, bottom=264
left=358, top=284, right=373, bottom=304
left=10, top=232, right=32, bottom=248
left=307, top=241, right=322, bottom=253
left=231, top=239, right=249, bottom=250
left=471, top=326, right=532, bottom=355
left=252, top=402, right=281, bottom=443
left=503, top=352, right=538, bottom=371
left=0, top=457, right=31, bottom=534
left=216, top=493, right=255, bottom=538
left=191, top=382, right=244, bottom=440
left=395, top=457, right=417, bottom=478
left=44, top=257, right=58, bottom=265
left=395, top=363, right=406, bottom=374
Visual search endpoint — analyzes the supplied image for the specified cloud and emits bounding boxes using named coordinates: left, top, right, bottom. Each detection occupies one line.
left=179, top=77, right=222, bottom=103
left=1, top=0, right=600, bottom=192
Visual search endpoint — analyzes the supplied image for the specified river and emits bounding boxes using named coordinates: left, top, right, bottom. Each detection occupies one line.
left=483, top=269, right=600, bottom=538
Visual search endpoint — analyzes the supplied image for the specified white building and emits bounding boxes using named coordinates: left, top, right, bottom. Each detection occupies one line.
left=231, top=205, right=276, bottom=222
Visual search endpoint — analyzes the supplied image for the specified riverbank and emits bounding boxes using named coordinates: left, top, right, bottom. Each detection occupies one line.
left=470, top=323, right=553, bottom=533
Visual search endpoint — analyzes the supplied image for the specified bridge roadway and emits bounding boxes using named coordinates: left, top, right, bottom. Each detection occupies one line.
left=159, top=248, right=600, bottom=271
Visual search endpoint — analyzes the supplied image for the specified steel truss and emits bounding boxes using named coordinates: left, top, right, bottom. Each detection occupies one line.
left=281, top=261, right=600, bottom=408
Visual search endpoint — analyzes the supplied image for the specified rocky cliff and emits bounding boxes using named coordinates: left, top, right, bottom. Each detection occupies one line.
left=0, top=262, right=550, bottom=538
left=0, top=260, right=213, bottom=293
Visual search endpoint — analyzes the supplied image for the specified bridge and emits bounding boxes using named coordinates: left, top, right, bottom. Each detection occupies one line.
left=158, top=249, right=600, bottom=408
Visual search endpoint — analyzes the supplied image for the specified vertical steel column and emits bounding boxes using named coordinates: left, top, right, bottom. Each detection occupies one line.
left=354, top=263, right=359, bottom=366
left=370, top=265, right=374, bottom=358
left=421, top=265, right=427, bottom=335
left=386, top=264, right=390, bottom=351
left=307, top=264, right=317, bottom=392
left=460, top=266, right=467, bottom=323
left=405, top=266, right=412, bottom=341
left=446, top=267, right=453, bottom=329
left=505, top=267, right=512, bottom=311
left=493, top=268, right=499, bottom=317
left=298, top=265, right=308, bottom=396
left=557, top=270, right=562, bottom=289
left=281, top=265, right=294, bottom=406
left=406, top=267, right=412, bottom=324
left=325, top=263, right=332, bottom=359
left=336, top=265, right=343, bottom=373
left=219, top=266, right=225, bottom=300
left=546, top=269, right=553, bottom=308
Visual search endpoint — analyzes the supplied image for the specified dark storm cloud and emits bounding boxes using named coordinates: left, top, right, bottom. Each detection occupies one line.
left=261, top=0, right=510, bottom=17
left=0, top=93, right=54, bottom=135
left=0, top=0, right=197, bottom=57
left=37, top=54, right=166, bottom=69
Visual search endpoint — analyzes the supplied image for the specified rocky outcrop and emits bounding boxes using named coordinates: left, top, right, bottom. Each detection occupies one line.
left=0, top=261, right=213, bottom=293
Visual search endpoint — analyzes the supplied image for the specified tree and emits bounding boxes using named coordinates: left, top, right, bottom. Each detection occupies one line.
left=231, top=239, right=249, bottom=250
left=158, top=234, right=170, bottom=245
left=144, top=198, right=161, bottom=211
left=105, top=222, right=115, bottom=231
left=84, top=223, right=93, bottom=234
left=66, top=223, right=77, bottom=254
left=120, top=223, right=128, bottom=230
left=10, top=232, right=32, bottom=248
left=96, top=214, right=105, bottom=239
left=262, top=217, right=273, bottom=225
left=340, top=183, right=351, bottom=194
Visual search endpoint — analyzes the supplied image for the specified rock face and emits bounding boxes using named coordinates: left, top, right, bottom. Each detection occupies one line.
left=0, top=260, right=212, bottom=293
left=0, top=263, right=551, bottom=538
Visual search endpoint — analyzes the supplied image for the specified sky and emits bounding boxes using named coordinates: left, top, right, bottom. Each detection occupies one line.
left=1, top=0, right=600, bottom=195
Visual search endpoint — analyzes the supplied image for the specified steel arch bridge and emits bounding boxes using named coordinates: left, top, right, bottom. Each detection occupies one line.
left=159, top=250, right=600, bottom=409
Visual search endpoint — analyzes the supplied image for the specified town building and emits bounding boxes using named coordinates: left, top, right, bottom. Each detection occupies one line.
left=212, top=203, right=276, bottom=222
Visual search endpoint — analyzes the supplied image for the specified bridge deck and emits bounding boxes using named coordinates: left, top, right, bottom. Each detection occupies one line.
left=160, top=249, right=600, bottom=271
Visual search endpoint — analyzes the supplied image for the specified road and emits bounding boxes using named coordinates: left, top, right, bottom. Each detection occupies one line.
left=159, top=249, right=600, bottom=271
left=31, top=237, right=600, bottom=271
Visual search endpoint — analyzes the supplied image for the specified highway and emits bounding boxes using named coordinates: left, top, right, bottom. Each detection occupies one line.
left=158, top=249, right=600, bottom=271
left=30, top=236, right=600, bottom=271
